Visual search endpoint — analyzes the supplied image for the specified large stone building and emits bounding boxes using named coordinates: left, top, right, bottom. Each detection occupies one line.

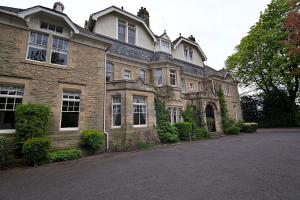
left=0, top=3, right=242, bottom=153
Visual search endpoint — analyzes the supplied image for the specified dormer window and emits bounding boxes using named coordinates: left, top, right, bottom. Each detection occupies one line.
left=161, top=40, right=170, bottom=53
left=40, top=22, right=63, bottom=34
left=118, top=20, right=126, bottom=42
left=184, top=47, right=188, bottom=59
left=128, top=24, right=136, bottom=45
left=189, top=48, right=193, bottom=60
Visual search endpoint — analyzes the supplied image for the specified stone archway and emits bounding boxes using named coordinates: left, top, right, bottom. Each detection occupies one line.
left=205, top=104, right=216, bottom=132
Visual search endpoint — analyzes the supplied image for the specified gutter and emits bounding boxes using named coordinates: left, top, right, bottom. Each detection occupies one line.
left=103, top=49, right=109, bottom=150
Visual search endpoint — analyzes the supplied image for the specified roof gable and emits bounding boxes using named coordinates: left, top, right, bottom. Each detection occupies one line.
left=91, top=6, right=157, bottom=42
left=173, top=37, right=207, bottom=61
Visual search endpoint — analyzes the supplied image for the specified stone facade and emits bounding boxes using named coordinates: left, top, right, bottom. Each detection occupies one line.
left=0, top=4, right=243, bottom=156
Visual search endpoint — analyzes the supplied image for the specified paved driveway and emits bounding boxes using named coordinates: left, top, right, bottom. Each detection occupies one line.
left=1, top=129, right=300, bottom=200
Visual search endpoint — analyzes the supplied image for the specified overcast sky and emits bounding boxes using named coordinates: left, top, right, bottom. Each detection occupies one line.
left=1, top=0, right=270, bottom=70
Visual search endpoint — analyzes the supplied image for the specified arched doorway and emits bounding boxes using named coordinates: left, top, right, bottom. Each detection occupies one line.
left=205, top=104, right=216, bottom=132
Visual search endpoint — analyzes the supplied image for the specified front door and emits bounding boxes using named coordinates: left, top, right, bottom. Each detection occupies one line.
left=205, top=104, right=216, bottom=132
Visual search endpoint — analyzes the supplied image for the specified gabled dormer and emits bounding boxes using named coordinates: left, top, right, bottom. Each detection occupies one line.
left=172, top=35, right=207, bottom=66
left=155, top=30, right=172, bottom=54
left=86, top=6, right=157, bottom=51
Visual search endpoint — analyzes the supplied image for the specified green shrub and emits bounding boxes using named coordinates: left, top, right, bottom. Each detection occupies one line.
left=48, top=149, right=82, bottom=163
left=243, top=123, right=258, bottom=133
left=15, top=104, right=50, bottom=153
left=235, top=120, right=245, bottom=130
left=175, top=122, right=193, bottom=141
left=296, top=111, right=300, bottom=127
left=157, top=124, right=179, bottom=143
left=192, top=128, right=208, bottom=140
left=81, top=130, right=105, bottom=154
left=0, top=136, right=6, bottom=162
left=155, top=99, right=179, bottom=143
left=22, top=137, right=50, bottom=166
left=224, top=126, right=240, bottom=135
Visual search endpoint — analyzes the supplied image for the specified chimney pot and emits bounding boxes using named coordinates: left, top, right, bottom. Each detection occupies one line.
left=53, top=1, right=64, bottom=13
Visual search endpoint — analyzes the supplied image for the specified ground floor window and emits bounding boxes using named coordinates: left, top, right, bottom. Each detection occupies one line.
left=169, top=107, right=182, bottom=124
left=61, top=92, right=80, bottom=129
left=112, top=96, right=121, bottom=127
left=0, top=85, right=24, bottom=131
left=133, top=96, right=147, bottom=126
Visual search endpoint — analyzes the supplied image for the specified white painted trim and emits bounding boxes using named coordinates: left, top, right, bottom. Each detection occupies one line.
left=59, top=127, right=79, bottom=131
left=18, top=7, right=79, bottom=34
left=92, top=7, right=157, bottom=42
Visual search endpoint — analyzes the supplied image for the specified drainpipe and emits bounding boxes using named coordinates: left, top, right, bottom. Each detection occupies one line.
left=103, top=49, right=109, bottom=150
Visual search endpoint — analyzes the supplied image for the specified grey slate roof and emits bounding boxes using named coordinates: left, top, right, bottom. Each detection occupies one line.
left=0, top=6, right=23, bottom=13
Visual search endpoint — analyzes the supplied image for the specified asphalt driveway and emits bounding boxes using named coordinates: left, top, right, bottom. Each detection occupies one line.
left=1, top=129, right=300, bottom=200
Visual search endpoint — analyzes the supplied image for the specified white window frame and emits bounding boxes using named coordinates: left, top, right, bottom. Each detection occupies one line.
left=133, top=96, right=147, bottom=127
left=155, top=69, right=163, bottom=86
left=60, top=92, right=80, bottom=131
left=112, top=96, right=121, bottom=128
left=106, top=63, right=114, bottom=81
left=170, top=69, right=177, bottom=86
left=169, top=107, right=182, bottom=124
left=40, top=21, right=63, bottom=34
left=123, top=70, right=131, bottom=80
left=139, top=69, right=146, bottom=82
left=161, top=39, right=170, bottom=53
left=51, top=37, right=69, bottom=66
left=0, top=86, right=24, bottom=133
left=26, top=31, right=48, bottom=63
left=118, top=20, right=126, bottom=42
left=128, top=24, right=136, bottom=45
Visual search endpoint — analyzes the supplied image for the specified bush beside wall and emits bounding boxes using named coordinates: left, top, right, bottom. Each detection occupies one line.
left=243, top=123, right=258, bottom=133
left=192, top=128, right=208, bottom=140
left=224, top=126, right=240, bottom=135
left=81, top=130, right=105, bottom=154
left=175, top=122, right=193, bottom=141
left=0, top=136, right=6, bottom=163
left=22, top=137, right=50, bottom=166
left=15, top=104, right=50, bottom=153
left=48, top=149, right=82, bottom=163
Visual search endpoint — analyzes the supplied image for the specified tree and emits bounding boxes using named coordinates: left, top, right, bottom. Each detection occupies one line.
left=240, top=95, right=261, bottom=123
left=226, top=0, right=299, bottom=125
left=218, top=88, right=231, bottom=129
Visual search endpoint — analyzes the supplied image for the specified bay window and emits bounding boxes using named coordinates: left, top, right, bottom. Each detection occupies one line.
left=51, top=38, right=68, bottom=65
left=124, top=70, right=131, bottom=80
left=112, top=96, right=121, bottom=127
left=170, top=69, right=177, bottom=86
left=61, top=92, right=80, bottom=129
left=133, top=96, right=147, bottom=126
left=27, top=32, right=48, bottom=62
left=106, top=63, right=114, bottom=81
left=0, top=86, right=24, bottom=132
left=155, top=69, right=163, bottom=86
left=181, top=79, right=185, bottom=92
left=139, top=69, right=146, bottom=82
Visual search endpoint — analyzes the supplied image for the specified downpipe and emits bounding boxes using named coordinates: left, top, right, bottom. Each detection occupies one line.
left=103, top=49, right=109, bottom=151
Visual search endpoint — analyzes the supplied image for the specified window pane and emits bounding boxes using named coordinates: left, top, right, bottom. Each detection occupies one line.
left=0, top=111, right=16, bottom=129
left=27, top=47, right=46, bottom=62
left=61, top=112, right=79, bottom=128
left=133, top=113, right=139, bottom=125
left=113, top=113, right=121, bottom=126
left=49, top=24, right=56, bottom=31
left=51, top=52, right=67, bottom=65
left=56, top=26, right=63, bottom=33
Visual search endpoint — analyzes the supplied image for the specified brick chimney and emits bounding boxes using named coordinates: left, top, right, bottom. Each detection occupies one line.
left=188, top=35, right=196, bottom=42
left=137, top=7, right=150, bottom=27
left=53, top=2, right=64, bottom=13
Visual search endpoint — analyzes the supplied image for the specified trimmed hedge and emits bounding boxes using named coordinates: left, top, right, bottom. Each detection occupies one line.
left=48, top=149, right=82, bottom=163
left=81, top=130, right=105, bottom=154
left=22, top=137, right=50, bottom=166
left=224, top=126, right=240, bottom=135
left=243, top=123, right=258, bottom=133
left=175, top=122, right=193, bottom=141
left=192, top=128, right=208, bottom=140
left=15, top=104, right=50, bottom=153
left=0, top=136, right=6, bottom=162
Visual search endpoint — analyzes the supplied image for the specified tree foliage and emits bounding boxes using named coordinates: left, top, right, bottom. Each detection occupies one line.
left=218, top=89, right=232, bottom=129
left=226, top=0, right=299, bottom=126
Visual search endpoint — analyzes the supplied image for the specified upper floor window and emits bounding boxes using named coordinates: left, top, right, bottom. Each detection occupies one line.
left=106, top=63, right=114, bottom=81
left=184, top=47, right=188, bottom=59
left=118, top=20, right=126, bottom=42
left=51, top=38, right=68, bottom=65
left=0, top=85, right=24, bottom=132
left=198, top=81, right=202, bottom=92
left=133, top=96, right=147, bottom=126
left=155, top=69, right=163, bottom=86
left=27, top=32, right=48, bottom=62
left=189, top=48, right=193, bottom=60
left=112, top=96, right=121, bottom=127
left=41, top=22, right=63, bottom=34
left=181, top=79, right=185, bottom=93
left=189, top=82, right=194, bottom=91
left=224, top=83, right=231, bottom=95
left=161, top=40, right=170, bottom=53
left=128, top=25, right=136, bottom=45
left=139, top=69, right=146, bottom=82
left=61, top=92, right=80, bottom=129
left=170, top=69, right=177, bottom=86
left=123, top=70, right=131, bottom=80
